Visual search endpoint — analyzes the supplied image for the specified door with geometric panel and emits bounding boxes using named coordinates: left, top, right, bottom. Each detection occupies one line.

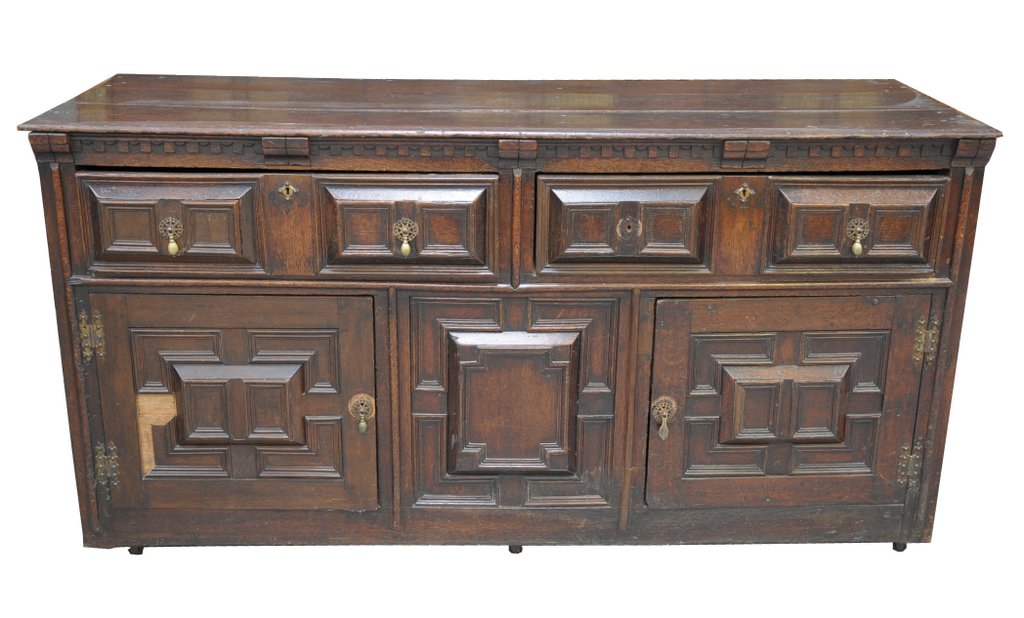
left=646, top=294, right=929, bottom=508
left=89, top=294, right=378, bottom=511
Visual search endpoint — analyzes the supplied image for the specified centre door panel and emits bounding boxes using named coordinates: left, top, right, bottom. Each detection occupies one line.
left=645, top=294, right=929, bottom=509
left=91, top=294, right=379, bottom=511
left=400, top=294, right=626, bottom=509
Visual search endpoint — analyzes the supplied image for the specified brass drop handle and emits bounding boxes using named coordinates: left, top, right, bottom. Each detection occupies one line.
left=846, top=218, right=870, bottom=257
left=158, top=217, right=184, bottom=256
left=348, top=393, right=376, bottom=434
left=393, top=218, right=419, bottom=257
left=651, top=396, right=678, bottom=441
left=277, top=182, right=297, bottom=200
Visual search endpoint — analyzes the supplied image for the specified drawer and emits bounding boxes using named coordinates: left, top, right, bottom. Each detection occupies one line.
left=80, top=173, right=264, bottom=275
left=765, top=176, right=949, bottom=274
left=316, top=174, right=499, bottom=280
left=536, top=175, right=716, bottom=275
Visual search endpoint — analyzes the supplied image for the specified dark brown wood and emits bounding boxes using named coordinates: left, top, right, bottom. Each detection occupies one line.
left=19, top=75, right=1000, bottom=140
left=19, top=76, right=999, bottom=551
left=647, top=295, right=927, bottom=508
left=90, top=294, right=378, bottom=511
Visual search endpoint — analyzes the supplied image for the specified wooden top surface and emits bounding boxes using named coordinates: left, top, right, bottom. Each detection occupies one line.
left=19, top=74, right=1001, bottom=140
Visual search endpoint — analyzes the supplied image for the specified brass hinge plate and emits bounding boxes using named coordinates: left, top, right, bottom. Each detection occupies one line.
left=78, top=309, right=105, bottom=363
left=93, top=441, right=120, bottom=501
left=913, top=317, right=940, bottom=364
left=897, top=440, right=925, bottom=488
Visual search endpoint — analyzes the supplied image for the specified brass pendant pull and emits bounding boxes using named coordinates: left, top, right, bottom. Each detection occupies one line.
left=277, top=182, right=297, bottom=200
left=651, top=396, right=678, bottom=441
left=846, top=218, right=870, bottom=256
left=158, top=217, right=184, bottom=256
left=393, top=218, right=419, bottom=257
left=348, top=393, right=376, bottom=434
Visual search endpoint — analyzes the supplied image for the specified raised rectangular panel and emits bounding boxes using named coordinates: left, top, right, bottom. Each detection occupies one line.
left=767, top=176, right=947, bottom=273
left=639, top=203, right=698, bottom=257
left=171, top=363, right=305, bottom=445
left=870, top=205, right=928, bottom=256
left=99, top=204, right=160, bottom=254
left=787, top=206, right=846, bottom=258
left=718, top=364, right=849, bottom=448
left=337, top=202, right=394, bottom=257
left=419, top=204, right=477, bottom=258
left=447, top=331, right=580, bottom=474
left=183, top=203, right=244, bottom=257
left=562, top=206, right=618, bottom=256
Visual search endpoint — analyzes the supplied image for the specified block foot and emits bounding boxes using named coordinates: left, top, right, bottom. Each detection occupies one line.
left=128, top=546, right=144, bottom=555
left=508, top=544, right=523, bottom=554
left=892, top=542, right=907, bottom=552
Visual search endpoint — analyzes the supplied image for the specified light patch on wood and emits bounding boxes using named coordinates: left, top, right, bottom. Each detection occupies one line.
left=136, top=394, right=177, bottom=475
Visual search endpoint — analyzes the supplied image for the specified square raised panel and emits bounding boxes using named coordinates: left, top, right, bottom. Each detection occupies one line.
left=446, top=331, right=581, bottom=474
left=405, top=295, right=622, bottom=508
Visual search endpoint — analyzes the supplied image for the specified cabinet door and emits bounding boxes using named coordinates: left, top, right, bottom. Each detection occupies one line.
left=91, top=294, right=378, bottom=510
left=403, top=295, right=624, bottom=508
left=646, top=295, right=927, bottom=508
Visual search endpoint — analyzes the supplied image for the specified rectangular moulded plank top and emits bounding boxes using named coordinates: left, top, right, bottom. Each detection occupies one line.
left=18, top=74, right=1000, bottom=140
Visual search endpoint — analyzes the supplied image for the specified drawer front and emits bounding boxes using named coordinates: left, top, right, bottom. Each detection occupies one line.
left=402, top=294, right=626, bottom=509
left=536, top=175, right=715, bottom=273
left=317, top=174, right=498, bottom=279
left=766, top=176, right=948, bottom=274
left=80, top=173, right=264, bottom=274
left=645, top=294, right=929, bottom=509
left=90, top=294, right=379, bottom=511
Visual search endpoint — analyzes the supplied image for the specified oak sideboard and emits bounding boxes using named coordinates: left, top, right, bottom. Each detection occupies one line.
left=20, top=75, right=1000, bottom=553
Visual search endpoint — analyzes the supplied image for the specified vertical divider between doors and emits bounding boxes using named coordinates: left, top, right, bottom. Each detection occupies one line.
left=618, top=288, right=642, bottom=530
left=388, top=286, right=401, bottom=530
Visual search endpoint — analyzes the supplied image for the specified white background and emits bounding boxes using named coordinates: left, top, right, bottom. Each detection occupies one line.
left=1, top=1, right=1020, bottom=615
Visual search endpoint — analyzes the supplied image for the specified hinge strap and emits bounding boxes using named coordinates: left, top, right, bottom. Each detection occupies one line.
left=93, top=441, right=120, bottom=501
left=78, top=309, right=105, bottom=364
left=913, top=317, right=940, bottom=364
left=897, top=440, right=925, bottom=488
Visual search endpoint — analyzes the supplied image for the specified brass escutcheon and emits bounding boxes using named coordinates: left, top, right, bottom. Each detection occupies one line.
left=726, top=183, right=757, bottom=208
left=277, top=182, right=297, bottom=200
left=616, top=216, right=642, bottom=240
